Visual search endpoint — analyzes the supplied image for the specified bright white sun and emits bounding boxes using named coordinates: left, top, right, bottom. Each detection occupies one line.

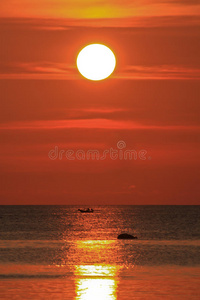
left=76, top=44, right=116, bottom=81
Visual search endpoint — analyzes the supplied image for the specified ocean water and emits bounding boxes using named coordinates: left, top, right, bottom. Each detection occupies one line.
left=0, top=205, right=199, bottom=299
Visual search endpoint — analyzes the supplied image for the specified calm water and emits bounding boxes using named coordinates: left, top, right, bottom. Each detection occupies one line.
left=0, top=205, right=200, bottom=299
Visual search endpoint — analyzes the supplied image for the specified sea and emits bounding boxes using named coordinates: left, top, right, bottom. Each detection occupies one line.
left=0, top=205, right=199, bottom=299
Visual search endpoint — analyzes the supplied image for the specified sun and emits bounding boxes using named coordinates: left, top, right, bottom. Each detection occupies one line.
left=76, top=44, right=116, bottom=81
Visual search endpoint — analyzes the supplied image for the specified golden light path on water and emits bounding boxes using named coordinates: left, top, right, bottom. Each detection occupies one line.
left=1, top=207, right=200, bottom=299
left=71, top=240, right=119, bottom=300
left=75, top=265, right=118, bottom=300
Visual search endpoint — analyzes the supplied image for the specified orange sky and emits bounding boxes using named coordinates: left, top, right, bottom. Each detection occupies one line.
left=1, top=0, right=200, bottom=18
left=0, top=0, right=200, bottom=204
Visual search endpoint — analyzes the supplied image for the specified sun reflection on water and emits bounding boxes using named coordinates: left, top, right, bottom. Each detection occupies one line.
left=57, top=238, right=120, bottom=299
left=75, top=265, right=118, bottom=300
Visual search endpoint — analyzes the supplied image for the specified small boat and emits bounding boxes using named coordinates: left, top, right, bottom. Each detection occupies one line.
left=78, top=208, right=94, bottom=213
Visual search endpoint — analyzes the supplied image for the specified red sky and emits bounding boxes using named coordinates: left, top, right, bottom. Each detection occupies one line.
left=0, top=0, right=200, bottom=204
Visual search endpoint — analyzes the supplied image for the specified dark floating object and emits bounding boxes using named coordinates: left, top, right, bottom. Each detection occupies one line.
left=117, top=233, right=138, bottom=240
left=78, top=208, right=94, bottom=213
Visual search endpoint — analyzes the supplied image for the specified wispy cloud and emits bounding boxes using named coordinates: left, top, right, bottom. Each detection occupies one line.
left=65, top=108, right=128, bottom=120
left=0, top=16, right=200, bottom=28
left=0, top=62, right=77, bottom=80
left=1, top=62, right=200, bottom=80
left=1, top=119, right=199, bottom=131
left=117, top=65, right=200, bottom=80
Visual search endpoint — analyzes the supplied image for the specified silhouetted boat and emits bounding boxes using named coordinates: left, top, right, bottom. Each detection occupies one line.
left=78, top=208, right=94, bottom=213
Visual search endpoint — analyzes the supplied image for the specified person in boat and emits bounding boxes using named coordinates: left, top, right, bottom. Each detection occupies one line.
left=78, top=208, right=93, bottom=212
left=86, top=208, right=93, bottom=212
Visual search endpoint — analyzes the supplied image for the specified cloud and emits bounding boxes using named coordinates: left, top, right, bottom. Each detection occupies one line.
left=0, top=62, right=73, bottom=74
left=0, top=62, right=77, bottom=80
left=0, top=16, right=200, bottom=29
left=117, top=65, right=200, bottom=80
left=1, top=62, right=200, bottom=80
left=1, top=119, right=200, bottom=131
